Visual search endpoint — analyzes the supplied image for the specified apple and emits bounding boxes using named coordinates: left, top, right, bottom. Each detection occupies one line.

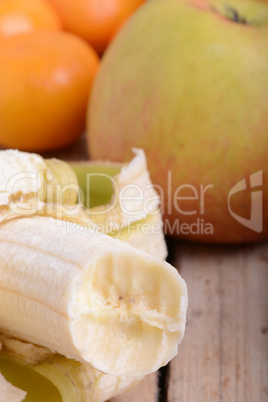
left=87, top=0, right=268, bottom=243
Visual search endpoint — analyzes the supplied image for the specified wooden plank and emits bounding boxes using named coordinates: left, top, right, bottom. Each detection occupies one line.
left=0, top=132, right=89, bottom=162
left=110, top=372, right=158, bottom=402
left=168, top=242, right=268, bottom=402
left=40, top=132, right=89, bottom=162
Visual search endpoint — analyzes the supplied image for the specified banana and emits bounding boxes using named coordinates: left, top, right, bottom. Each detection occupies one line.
left=0, top=149, right=78, bottom=223
left=71, top=148, right=167, bottom=260
left=0, top=336, right=25, bottom=402
left=0, top=148, right=167, bottom=260
left=0, top=372, right=26, bottom=402
left=0, top=335, right=142, bottom=402
left=0, top=148, right=187, bottom=400
left=0, top=215, right=187, bottom=376
left=0, top=368, right=26, bottom=402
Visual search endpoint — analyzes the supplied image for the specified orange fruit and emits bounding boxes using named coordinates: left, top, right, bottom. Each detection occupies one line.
left=0, top=31, right=99, bottom=152
left=0, top=0, right=62, bottom=38
left=45, top=0, right=146, bottom=54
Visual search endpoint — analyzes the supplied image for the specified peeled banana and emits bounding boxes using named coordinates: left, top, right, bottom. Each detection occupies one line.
left=0, top=215, right=187, bottom=376
left=0, top=148, right=187, bottom=401
left=0, top=148, right=167, bottom=260
left=0, top=149, right=78, bottom=222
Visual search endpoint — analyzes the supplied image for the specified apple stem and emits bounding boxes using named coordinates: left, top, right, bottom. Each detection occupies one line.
left=226, top=7, right=248, bottom=24
left=210, top=5, right=248, bottom=25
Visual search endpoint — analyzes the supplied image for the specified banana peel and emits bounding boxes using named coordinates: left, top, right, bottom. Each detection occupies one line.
left=70, top=148, right=167, bottom=260
left=0, top=335, right=142, bottom=402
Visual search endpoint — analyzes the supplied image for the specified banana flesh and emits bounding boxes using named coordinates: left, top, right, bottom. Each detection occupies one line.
left=0, top=215, right=187, bottom=376
left=0, top=149, right=78, bottom=223
left=0, top=148, right=187, bottom=400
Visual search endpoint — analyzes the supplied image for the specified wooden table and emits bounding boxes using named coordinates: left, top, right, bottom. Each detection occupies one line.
left=42, top=138, right=268, bottom=402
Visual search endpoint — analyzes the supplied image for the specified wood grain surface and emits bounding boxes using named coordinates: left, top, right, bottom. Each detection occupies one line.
left=167, top=241, right=268, bottom=402
left=110, top=373, right=158, bottom=402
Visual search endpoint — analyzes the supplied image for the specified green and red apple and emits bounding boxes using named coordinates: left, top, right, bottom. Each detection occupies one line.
left=87, top=0, right=268, bottom=243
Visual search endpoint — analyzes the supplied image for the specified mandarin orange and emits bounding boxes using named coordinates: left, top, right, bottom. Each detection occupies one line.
left=45, top=0, right=146, bottom=54
left=0, top=0, right=61, bottom=38
left=0, top=31, right=99, bottom=152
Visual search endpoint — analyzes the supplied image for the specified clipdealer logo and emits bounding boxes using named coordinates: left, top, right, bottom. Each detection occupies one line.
left=228, top=170, right=263, bottom=233
left=3, top=168, right=264, bottom=236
